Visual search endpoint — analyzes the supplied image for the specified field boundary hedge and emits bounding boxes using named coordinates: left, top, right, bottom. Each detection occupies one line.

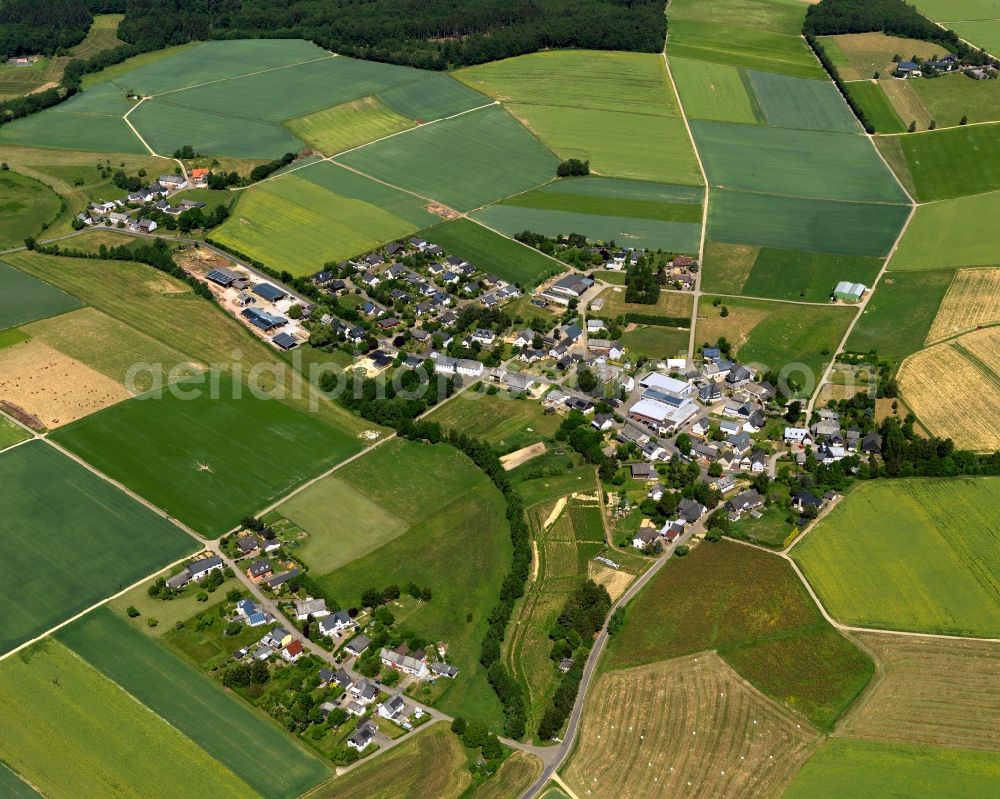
left=623, top=312, right=690, bottom=328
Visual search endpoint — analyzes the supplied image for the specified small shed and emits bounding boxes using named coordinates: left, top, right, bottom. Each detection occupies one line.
left=833, top=281, right=866, bottom=302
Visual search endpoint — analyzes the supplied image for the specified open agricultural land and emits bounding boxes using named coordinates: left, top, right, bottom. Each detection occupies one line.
left=924, top=267, right=1000, bottom=343
left=0, top=170, right=62, bottom=249
left=792, top=477, right=1000, bottom=636
left=605, top=541, right=874, bottom=733
left=423, top=390, right=561, bottom=454
left=0, top=440, right=196, bottom=654
left=563, top=653, right=820, bottom=799
left=912, top=0, right=1000, bottom=55
left=890, top=189, right=1000, bottom=272
left=0, top=260, right=81, bottom=331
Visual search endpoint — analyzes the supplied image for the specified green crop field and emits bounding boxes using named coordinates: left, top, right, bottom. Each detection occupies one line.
left=949, top=20, right=1000, bottom=56
left=0, top=417, right=29, bottom=450
left=895, top=123, right=1000, bottom=201
left=456, top=50, right=701, bottom=184
left=911, top=68, right=1000, bottom=127
left=845, top=270, right=954, bottom=360
left=708, top=190, right=910, bottom=257
left=0, top=260, right=81, bottom=331
left=669, top=0, right=807, bottom=36
left=474, top=205, right=702, bottom=254
left=783, top=738, right=1000, bottom=799
left=284, top=96, right=414, bottom=154
left=748, top=69, right=860, bottom=132
left=0, top=763, right=39, bottom=798
left=214, top=172, right=424, bottom=276
left=619, top=325, right=690, bottom=361
left=670, top=57, right=763, bottom=125
left=0, top=111, right=145, bottom=153
left=336, top=105, right=558, bottom=211
left=71, top=14, right=124, bottom=59
left=792, top=478, right=1000, bottom=637
left=375, top=72, right=489, bottom=120
left=421, top=218, right=562, bottom=287
left=51, top=372, right=362, bottom=537
left=424, top=391, right=561, bottom=453
left=0, top=441, right=196, bottom=653
left=735, top=248, right=883, bottom=302
left=604, top=541, right=873, bottom=732
left=0, top=171, right=62, bottom=249
left=692, top=121, right=908, bottom=203
left=697, top=295, right=855, bottom=384
left=59, top=609, right=330, bottom=799
left=892, top=189, right=1000, bottom=270
left=501, top=179, right=703, bottom=222
left=844, top=81, right=906, bottom=133
left=0, top=642, right=257, bottom=799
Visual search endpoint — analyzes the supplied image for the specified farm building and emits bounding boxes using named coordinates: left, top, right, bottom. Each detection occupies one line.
left=252, top=283, right=287, bottom=302
left=242, top=307, right=286, bottom=331
left=834, top=281, right=867, bottom=302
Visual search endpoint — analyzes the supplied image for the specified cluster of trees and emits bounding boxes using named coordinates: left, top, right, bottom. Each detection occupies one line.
left=116, top=0, right=666, bottom=70
left=556, top=409, right=616, bottom=479
left=624, top=255, right=660, bottom=304
left=398, top=420, right=531, bottom=739
left=450, top=717, right=504, bottom=763
left=221, top=658, right=270, bottom=689
left=0, top=0, right=94, bottom=58
left=249, top=152, right=298, bottom=182
left=538, top=580, right=611, bottom=740
left=623, top=311, right=690, bottom=328
left=557, top=158, right=590, bottom=177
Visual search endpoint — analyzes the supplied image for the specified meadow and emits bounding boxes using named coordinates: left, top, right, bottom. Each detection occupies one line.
left=374, top=72, right=490, bottom=121
left=895, top=123, right=1000, bottom=201
left=845, top=269, right=954, bottom=359
left=421, top=218, right=562, bottom=287
left=844, top=632, right=1000, bottom=751
left=0, top=764, right=38, bottom=799
left=0, top=441, right=196, bottom=654
left=619, top=325, right=690, bottom=361
left=0, top=642, right=257, bottom=799
left=891, top=188, right=1000, bottom=270
left=670, top=57, right=763, bottom=125
left=783, top=738, right=1000, bottom=799
left=0, top=260, right=81, bottom=330
left=336, top=105, right=559, bottom=211
left=71, top=14, right=125, bottom=60
left=818, top=32, right=941, bottom=82
left=911, top=71, right=1000, bottom=127
left=844, top=81, right=906, bottom=133
left=669, top=20, right=825, bottom=79
left=604, top=541, right=874, bottom=732
left=59, top=609, right=330, bottom=799
left=692, top=121, right=908, bottom=203
left=284, top=96, right=413, bottom=154
left=747, top=69, right=859, bottom=132
left=0, top=170, right=62, bottom=250
left=925, top=267, right=1000, bottom=342
left=0, top=111, right=145, bottom=153
left=0, top=417, right=29, bottom=450
left=501, top=177, right=703, bottom=222
left=52, top=372, right=362, bottom=536
left=594, top=286, right=693, bottom=321
left=708, top=190, right=910, bottom=257
left=424, top=391, right=561, bottom=454
left=564, top=654, right=819, bottom=799
left=792, top=477, right=1000, bottom=636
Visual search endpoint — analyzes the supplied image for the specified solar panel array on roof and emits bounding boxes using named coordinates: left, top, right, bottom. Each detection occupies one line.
left=241, top=307, right=286, bottom=331
left=272, top=332, right=298, bottom=350
left=253, top=283, right=286, bottom=302
left=206, top=268, right=237, bottom=287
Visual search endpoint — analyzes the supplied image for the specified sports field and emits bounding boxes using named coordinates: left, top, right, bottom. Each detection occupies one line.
left=0, top=171, right=61, bottom=249
left=59, top=609, right=330, bottom=799
left=565, top=654, right=819, bottom=799
left=895, top=123, right=1000, bottom=201
left=891, top=188, right=1000, bottom=270
left=844, top=81, right=906, bottom=133
left=692, top=121, right=908, bottom=203
left=284, top=96, right=413, bottom=154
left=605, top=541, right=874, bottom=732
left=0, top=441, right=196, bottom=654
left=845, top=270, right=954, bottom=359
left=783, top=738, right=1000, bottom=799
left=336, top=105, right=558, bottom=211
left=0, top=260, right=81, bottom=330
left=925, top=267, right=1000, bottom=342
left=51, top=372, right=362, bottom=536
left=424, top=392, right=561, bottom=454
left=421, top=218, right=562, bottom=287
left=708, top=190, right=910, bottom=257
left=0, top=642, right=256, bottom=799
left=844, top=632, right=1000, bottom=751
left=792, top=477, right=1000, bottom=637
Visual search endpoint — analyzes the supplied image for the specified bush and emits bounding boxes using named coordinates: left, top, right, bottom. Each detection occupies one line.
left=675, top=544, right=691, bottom=557
left=126, top=606, right=140, bottom=618
left=557, top=158, right=590, bottom=177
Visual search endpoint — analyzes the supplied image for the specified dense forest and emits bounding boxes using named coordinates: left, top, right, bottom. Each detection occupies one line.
left=116, top=0, right=667, bottom=69
left=0, top=0, right=91, bottom=57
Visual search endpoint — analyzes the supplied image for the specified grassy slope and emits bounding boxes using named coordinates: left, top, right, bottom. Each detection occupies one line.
left=898, top=123, right=1000, bottom=201
left=845, top=81, right=907, bottom=133
left=0, top=171, right=62, bottom=249
left=424, top=392, right=561, bottom=454
left=0, top=260, right=81, bottom=330
left=891, top=189, right=1000, bottom=270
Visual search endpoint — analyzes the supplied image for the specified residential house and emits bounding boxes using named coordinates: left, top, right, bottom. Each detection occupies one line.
left=750, top=450, right=768, bottom=474
left=727, top=431, right=753, bottom=456
left=281, top=640, right=304, bottom=662
left=677, top=498, right=706, bottom=523
left=726, top=489, right=764, bottom=516
left=350, top=681, right=380, bottom=705
left=791, top=491, right=823, bottom=513
left=246, top=559, right=273, bottom=583
left=629, top=463, right=656, bottom=481
left=262, top=568, right=298, bottom=591
left=380, top=647, right=430, bottom=679
left=378, top=694, right=408, bottom=722
left=261, top=627, right=293, bottom=650
left=431, top=662, right=459, bottom=678
left=347, top=718, right=377, bottom=751
left=699, top=381, right=723, bottom=403
left=592, top=413, right=615, bottom=432
left=294, top=598, right=329, bottom=620
left=345, top=635, right=371, bottom=657
left=632, top=528, right=658, bottom=549
left=587, top=339, right=624, bottom=360
left=861, top=431, right=882, bottom=454
left=744, top=382, right=775, bottom=402
left=317, top=609, right=356, bottom=637
left=784, top=427, right=811, bottom=445
left=165, top=555, right=224, bottom=589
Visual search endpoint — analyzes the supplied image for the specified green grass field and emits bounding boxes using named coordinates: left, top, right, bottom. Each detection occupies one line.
left=59, top=609, right=330, bottom=799
left=0, top=111, right=145, bottom=153
left=748, top=69, right=860, bottom=132
left=0, top=764, right=39, bottom=798
left=52, top=373, right=362, bottom=536
left=669, top=0, right=808, bottom=36
left=708, top=189, right=910, bottom=257
left=670, top=57, right=763, bottom=125
left=792, top=478, right=1000, bottom=637
left=891, top=189, right=1000, bottom=270
left=0, top=170, right=62, bottom=249
left=336, top=105, right=558, bottom=211
left=375, top=72, right=489, bottom=120
left=697, top=295, right=855, bottom=384
left=735, top=248, right=884, bottom=302
left=0, top=417, right=30, bottom=450
left=284, top=96, right=414, bottom=154
left=604, top=541, right=873, bottom=732
left=818, top=32, right=941, bottom=82
left=474, top=205, right=702, bottom=254
left=0, top=642, right=257, bottom=799
left=424, top=392, right=561, bottom=453
left=783, top=738, right=1000, bottom=799
left=896, top=123, right=1000, bottom=201
left=501, top=179, right=703, bottom=222
left=0, top=260, right=81, bottom=331
left=421, top=218, right=562, bottom=287
left=845, top=270, right=954, bottom=359
left=619, top=325, right=690, bottom=360
left=71, top=14, right=124, bottom=59
left=844, top=81, right=906, bottom=133
left=949, top=19, right=1000, bottom=56
left=692, top=121, right=908, bottom=203
left=911, top=68, right=1000, bottom=126
left=0, top=441, right=196, bottom=654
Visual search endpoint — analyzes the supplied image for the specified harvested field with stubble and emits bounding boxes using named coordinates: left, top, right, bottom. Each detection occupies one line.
left=898, top=329, right=1000, bottom=451
left=925, top=267, right=1000, bottom=343
left=842, top=633, right=1000, bottom=751
left=563, top=653, right=819, bottom=799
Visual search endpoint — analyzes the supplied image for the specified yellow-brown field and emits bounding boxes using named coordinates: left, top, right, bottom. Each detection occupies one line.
left=841, top=633, right=1000, bottom=751
left=563, top=653, right=819, bottom=799
left=469, top=751, right=542, bottom=799
left=898, top=330, right=1000, bottom=450
left=588, top=561, right=634, bottom=601
left=926, top=268, right=1000, bottom=344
